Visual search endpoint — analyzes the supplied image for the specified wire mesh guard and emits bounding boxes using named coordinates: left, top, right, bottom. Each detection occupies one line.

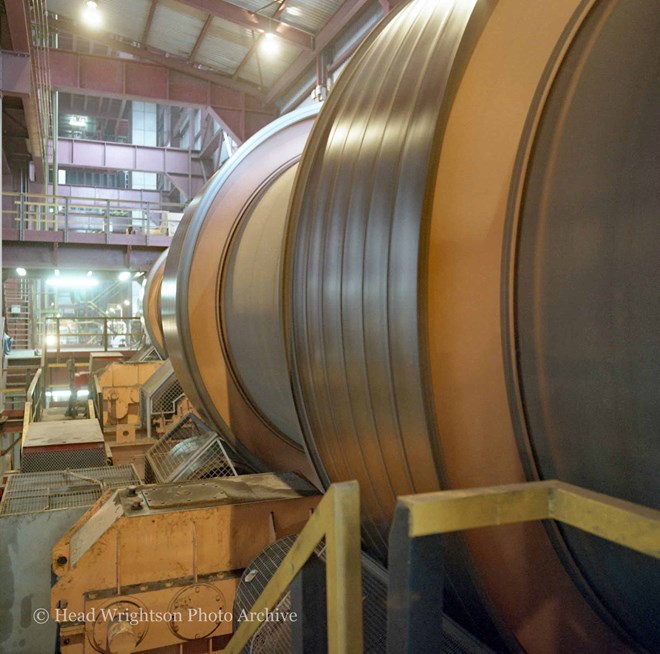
left=0, top=465, right=139, bottom=516
left=140, top=360, right=186, bottom=439
left=144, top=412, right=237, bottom=484
left=233, top=536, right=388, bottom=654
left=128, top=345, right=164, bottom=363
left=21, top=446, right=108, bottom=474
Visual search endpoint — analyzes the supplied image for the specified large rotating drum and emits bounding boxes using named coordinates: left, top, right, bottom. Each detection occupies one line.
left=161, top=105, right=320, bottom=480
left=148, top=0, right=658, bottom=650
left=283, top=0, right=659, bottom=652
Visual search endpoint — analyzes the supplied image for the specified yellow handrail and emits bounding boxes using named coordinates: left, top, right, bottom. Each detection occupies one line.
left=398, top=480, right=660, bottom=558
left=21, top=400, right=32, bottom=447
left=224, top=480, right=363, bottom=654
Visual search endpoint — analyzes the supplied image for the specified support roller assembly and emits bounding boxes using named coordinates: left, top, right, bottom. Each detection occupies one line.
left=143, top=0, right=660, bottom=651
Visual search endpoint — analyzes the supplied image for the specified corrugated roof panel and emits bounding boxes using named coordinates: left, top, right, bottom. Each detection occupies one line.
left=48, top=0, right=152, bottom=44
left=149, top=0, right=207, bottom=57
left=195, top=17, right=253, bottom=75
left=226, top=0, right=344, bottom=34
left=237, top=38, right=302, bottom=88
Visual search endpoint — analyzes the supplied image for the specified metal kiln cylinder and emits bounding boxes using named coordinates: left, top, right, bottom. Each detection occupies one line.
left=146, top=1, right=659, bottom=650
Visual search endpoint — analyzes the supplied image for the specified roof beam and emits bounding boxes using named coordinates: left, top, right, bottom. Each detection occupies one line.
left=176, top=0, right=313, bottom=51
left=141, top=0, right=159, bottom=48
left=188, top=13, right=213, bottom=63
left=265, top=0, right=381, bottom=104
left=49, top=14, right=264, bottom=97
left=54, top=137, right=205, bottom=178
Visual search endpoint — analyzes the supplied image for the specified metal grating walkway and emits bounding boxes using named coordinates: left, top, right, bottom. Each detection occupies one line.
left=0, top=466, right=139, bottom=515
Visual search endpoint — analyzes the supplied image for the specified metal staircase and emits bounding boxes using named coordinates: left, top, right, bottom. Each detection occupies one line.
left=4, top=278, right=33, bottom=351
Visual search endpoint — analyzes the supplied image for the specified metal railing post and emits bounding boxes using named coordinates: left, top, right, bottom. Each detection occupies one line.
left=291, top=553, right=328, bottom=654
left=224, top=481, right=362, bottom=654
left=56, top=317, right=61, bottom=354
left=19, top=193, right=26, bottom=240
left=386, top=505, right=444, bottom=654
left=64, top=197, right=70, bottom=242
left=105, top=200, right=111, bottom=243
left=103, top=318, right=109, bottom=352
left=144, top=206, right=150, bottom=246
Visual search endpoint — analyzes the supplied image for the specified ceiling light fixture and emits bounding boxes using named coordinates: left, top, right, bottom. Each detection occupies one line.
left=260, top=31, right=280, bottom=56
left=285, top=6, right=302, bottom=17
left=82, top=0, right=102, bottom=28
left=16, top=267, right=27, bottom=277
left=69, top=115, right=87, bottom=127
left=118, top=271, right=131, bottom=281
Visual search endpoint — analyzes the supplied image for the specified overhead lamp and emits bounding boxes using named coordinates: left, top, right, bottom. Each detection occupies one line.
left=285, top=6, right=302, bottom=17
left=123, top=300, right=130, bottom=306
left=82, top=0, right=102, bottom=27
left=260, top=31, right=280, bottom=56
left=87, top=270, right=93, bottom=277
left=16, top=267, right=27, bottom=277
left=69, top=115, right=87, bottom=127
left=54, top=268, right=60, bottom=276
left=118, top=271, right=131, bottom=281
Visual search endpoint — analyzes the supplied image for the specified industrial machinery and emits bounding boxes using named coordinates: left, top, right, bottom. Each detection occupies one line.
left=139, top=360, right=186, bottom=440
left=0, top=466, right=140, bottom=652
left=21, top=418, right=108, bottom=472
left=93, top=361, right=163, bottom=435
left=142, top=0, right=660, bottom=652
left=51, top=472, right=320, bottom=653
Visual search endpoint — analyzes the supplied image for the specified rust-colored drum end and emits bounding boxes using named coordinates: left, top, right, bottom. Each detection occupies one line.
left=143, top=248, right=168, bottom=358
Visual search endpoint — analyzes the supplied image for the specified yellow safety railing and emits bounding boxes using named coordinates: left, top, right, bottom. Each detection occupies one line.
left=224, top=481, right=363, bottom=654
left=396, top=480, right=659, bottom=557
left=3, top=191, right=184, bottom=239
left=42, top=315, right=145, bottom=353
left=386, top=480, right=660, bottom=652
left=21, top=400, right=32, bottom=447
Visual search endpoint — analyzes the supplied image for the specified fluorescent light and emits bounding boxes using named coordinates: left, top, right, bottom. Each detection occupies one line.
left=87, top=270, right=93, bottom=277
left=54, top=268, right=60, bottom=276
left=123, top=300, right=130, bottom=306
left=46, top=276, right=99, bottom=289
left=260, top=32, right=280, bottom=56
left=118, top=271, right=131, bottom=281
left=16, top=267, right=26, bottom=277
left=285, top=6, right=302, bottom=17
left=69, top=115, right=87, bottom=127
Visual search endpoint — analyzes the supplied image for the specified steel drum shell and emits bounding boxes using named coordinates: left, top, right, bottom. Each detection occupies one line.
left=285, top=0, right=658, bottom=651
left=162, top=107, right=319, bottom=481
